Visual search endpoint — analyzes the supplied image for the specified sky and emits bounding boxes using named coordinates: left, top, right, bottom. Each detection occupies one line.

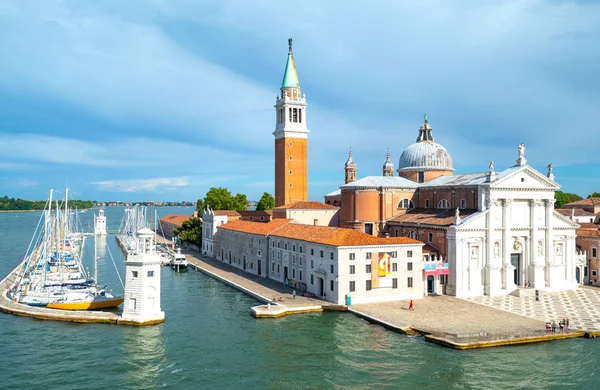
left=0, top=0, right=598, bottom=202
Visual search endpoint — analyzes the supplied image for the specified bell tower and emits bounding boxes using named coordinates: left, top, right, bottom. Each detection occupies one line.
left=274, top=38, right=309, bottom=207
left=345, top=148, right=357, bottom=184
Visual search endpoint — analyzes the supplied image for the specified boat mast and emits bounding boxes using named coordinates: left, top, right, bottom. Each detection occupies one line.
left=94, top=212, right=98, bottom=283
left=42, top=189, right=54, bottom=285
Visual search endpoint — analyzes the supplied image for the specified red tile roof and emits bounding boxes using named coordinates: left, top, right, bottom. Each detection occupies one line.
left=213, top=210, right=242, bottom=217
left=239, top=210, right=273, bottom=217
left=388, top=208, right=478, bottom=227
left=274, top=201, right=339, bottom=210
left=271, top=224, right=423, bottom=247
left=218, top=219, right=292, bottom=235
left=556, top=209, right=596, bottom=217
left=577, top=223, right=600, bottom=238
left=159, top=214, right=192, bottom=227
left=564, top=198, right=600, bottom=207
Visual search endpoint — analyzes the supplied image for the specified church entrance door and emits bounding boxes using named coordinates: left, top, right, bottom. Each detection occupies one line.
left=258, top=260, right=261, bottom=276
left=576, top=267, right=581, bottom=284
left=511, top=254, right=521, bottom=285
left=427, top=276, right=435, bottom=295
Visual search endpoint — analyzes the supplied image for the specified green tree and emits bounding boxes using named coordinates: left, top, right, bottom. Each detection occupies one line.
left=199, top=187, right=249, bottom=211
left=196, top=199, right=205, bottom=212
left=554, top=191, right=583, bottom=208
left=232, top=193, right=248, bottom=211
left=256, top=192, right=275, bottom=210
left=587, top=192, right=600, bottom=198
left=173, top=218, right=202, bottom=246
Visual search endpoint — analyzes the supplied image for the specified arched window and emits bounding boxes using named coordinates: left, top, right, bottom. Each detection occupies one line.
left=397, top=199, right=414, bottom=209
left=408, top=231, right=417, bottom=239
left=438, top=199, right=450, bottom=209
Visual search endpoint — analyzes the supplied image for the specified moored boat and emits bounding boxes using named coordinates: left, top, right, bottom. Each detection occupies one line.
left=170, top=248, right=188, bottom=271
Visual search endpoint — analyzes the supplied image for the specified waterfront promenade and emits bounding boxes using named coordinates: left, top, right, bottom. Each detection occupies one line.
left=170, top=242, right=596, bottom=349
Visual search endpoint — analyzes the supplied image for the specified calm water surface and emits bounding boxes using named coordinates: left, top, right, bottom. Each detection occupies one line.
left=0, top=207, right=599, bottom=389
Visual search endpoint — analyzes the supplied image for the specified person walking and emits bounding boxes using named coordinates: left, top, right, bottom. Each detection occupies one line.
left=552, top=321, right=557, bottom=333
left=566, top=318, right=569, bottom=331
left=292, top=290, right=296, bottom=299
left=409, top=300, right=415, bottom=311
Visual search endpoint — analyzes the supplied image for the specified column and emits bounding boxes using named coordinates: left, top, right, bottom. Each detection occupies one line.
left=545, top=199, right=555, bottom=288
left=446, top=232, right=458, bottom=296
left=484, top=199, right=502, bottom=295
left=502, top=199, right=515, bottom=290
left=529, top=199, right=545, bottom=287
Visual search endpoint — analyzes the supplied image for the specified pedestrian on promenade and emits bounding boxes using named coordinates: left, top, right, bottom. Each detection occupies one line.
left=552, top=321, right=557, bottom=333
left=545, top=322, right=551, bottom=333
left=409, top=300, right=415, bottom=311
left=566, top=318, right=569, bottom=331
left=559, top=320, right=564, bottom=332
left=292, top=290, right=296, bottom=299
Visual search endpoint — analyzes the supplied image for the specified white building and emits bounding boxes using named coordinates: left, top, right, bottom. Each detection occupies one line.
left=445, top=164, right=580, bottom=297
left=94, top=208, right=107, bottom=235
left=121, top=228, right=165, bottom=325
left=206, top=219, right=424, bottom=305
left=201, top=209, right=229, bottom=257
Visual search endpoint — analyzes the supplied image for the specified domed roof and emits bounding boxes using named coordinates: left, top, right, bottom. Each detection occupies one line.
left=382, top=150, right=394, bottom=171
left=397, top=115, right=454, bottom=173
left=345, top=148, right=356, bottom=169
left=397, top=142, right=454, bottom=172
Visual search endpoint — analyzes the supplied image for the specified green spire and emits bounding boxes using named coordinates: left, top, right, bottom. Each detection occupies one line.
left=281, top=38, right=300, bottom=89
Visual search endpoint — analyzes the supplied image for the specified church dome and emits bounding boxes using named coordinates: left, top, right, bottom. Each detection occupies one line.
left=397, top=115, right=454, bottom=173
left=397, top=142, right=454, bottom=172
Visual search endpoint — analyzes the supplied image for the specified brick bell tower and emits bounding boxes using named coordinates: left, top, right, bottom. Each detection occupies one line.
left=274, top=38, right=309, bottom=207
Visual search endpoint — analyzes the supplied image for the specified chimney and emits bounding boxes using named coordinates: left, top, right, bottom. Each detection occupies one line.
left=313, top=219, right=318, bottom=226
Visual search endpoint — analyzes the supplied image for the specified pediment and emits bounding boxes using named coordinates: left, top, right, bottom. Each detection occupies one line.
left=491, top=166, right=559, bottom=190
left=456, top=210, right=487, bottom=230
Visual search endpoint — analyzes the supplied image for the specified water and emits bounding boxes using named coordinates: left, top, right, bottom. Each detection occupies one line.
left=1, top=207, right=599, bottom=389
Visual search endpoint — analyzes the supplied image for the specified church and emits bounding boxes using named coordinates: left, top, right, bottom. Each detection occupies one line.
left=323, top=112, right=584, bottom=297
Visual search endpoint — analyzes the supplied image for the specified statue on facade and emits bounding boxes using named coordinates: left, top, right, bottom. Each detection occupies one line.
left=489, top=160, right=494, bottom=172
left=454, top=207, right=461, bottom=225
left=494, top=242, right=500, bottom=258
left=537, top=240, right=543, bottom=256
left=547, top=163, right=553, bottom=174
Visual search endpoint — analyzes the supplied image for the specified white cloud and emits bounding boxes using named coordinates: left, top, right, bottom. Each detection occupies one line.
left=92, top=177, right=189, bottom=193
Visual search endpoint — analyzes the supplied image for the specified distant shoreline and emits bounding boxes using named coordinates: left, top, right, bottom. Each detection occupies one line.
left=0, top=210, right=37, bottom=213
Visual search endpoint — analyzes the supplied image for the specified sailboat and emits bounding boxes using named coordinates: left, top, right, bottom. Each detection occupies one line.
left=10, top=189, right=123, bottom=310
left=46, top=217, right=124, bottom=310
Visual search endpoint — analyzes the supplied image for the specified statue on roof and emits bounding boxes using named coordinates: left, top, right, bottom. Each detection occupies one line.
left=489, top=160, right=494, bottom=172
left=518, top=143, right=525, bottom=159
left=288, top=38, right=293, bottom=52
left=547, top=163, right=553, bottom=174
left=423, top=113, right=428, bottom=124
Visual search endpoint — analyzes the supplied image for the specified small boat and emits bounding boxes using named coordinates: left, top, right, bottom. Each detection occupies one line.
left=47, top=295, right=124, bottom=310
left=170, top=248, right=188, bottom=271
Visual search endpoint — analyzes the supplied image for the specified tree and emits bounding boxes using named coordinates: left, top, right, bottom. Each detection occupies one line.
left=196, top=199, right=205, bottom=212
left=588, top=192, right=600, bottom=199
left=173, top=218, right=202, bottom=246
left=256, top=192, right=275, bottom=210
left=554, top=191, right=583, bottom=208
left=197, top=187, right=249, bottom=211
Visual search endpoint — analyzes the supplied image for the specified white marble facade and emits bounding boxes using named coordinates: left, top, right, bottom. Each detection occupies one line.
left=446, top=165, right=580, bottom=297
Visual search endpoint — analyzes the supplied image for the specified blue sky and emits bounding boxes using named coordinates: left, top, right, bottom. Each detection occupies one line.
left=0, top=0, right=598, bottom=202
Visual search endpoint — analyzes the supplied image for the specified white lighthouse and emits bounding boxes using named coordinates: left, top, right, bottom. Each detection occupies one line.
left=120, top=228, right=165, bottom=325
left=94, top=208, right=107, bottom=235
